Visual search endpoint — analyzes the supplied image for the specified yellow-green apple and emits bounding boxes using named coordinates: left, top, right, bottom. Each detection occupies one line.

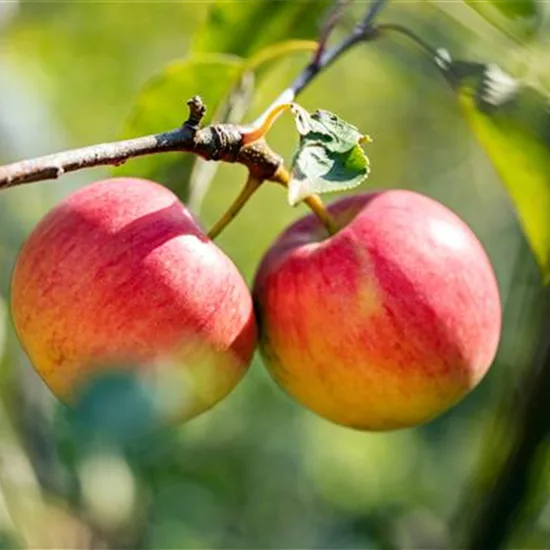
left=253, top=190, right=501, bottom=431
left=11, top=177, right=257, bottom=423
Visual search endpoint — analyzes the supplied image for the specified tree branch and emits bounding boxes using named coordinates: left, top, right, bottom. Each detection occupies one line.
left=313, top=0, right=356, bottom=67
left=0, top=96, right=211, bottom=189
left=373, top=22, right=441, bottom=59
left=266, top=0, right=388, bottom=109
left=0, top=0, right=389, bottom=190
left=0, top=128, right=194, bottom=189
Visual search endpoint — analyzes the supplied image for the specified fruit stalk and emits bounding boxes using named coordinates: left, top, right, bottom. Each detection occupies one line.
left=207, top=175, right=263, bottom=239
left=241, top=103, right=293, bottom=145
left=272, top=166, right=340, bottom=236
left=206, top=133, right=341, bottom=239
left=302, top=195, right=340, bottom=236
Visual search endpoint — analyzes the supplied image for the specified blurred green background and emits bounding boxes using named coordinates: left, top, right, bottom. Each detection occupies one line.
left=0, top=1, right=549, bottom=548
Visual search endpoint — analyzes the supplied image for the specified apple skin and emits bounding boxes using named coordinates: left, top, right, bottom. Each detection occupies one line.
left=253, top=190, right=501, bottom=431
left=11, top=177, right=257, bottom=422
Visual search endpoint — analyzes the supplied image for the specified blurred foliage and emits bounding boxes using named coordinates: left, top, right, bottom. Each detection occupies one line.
left=436, top=56, right=550, bottom=282
left=0, top=0, right=550, bottom=549
left=463, top=0, right=542, bottom=41
left=191, top=0, right=327, bottom=57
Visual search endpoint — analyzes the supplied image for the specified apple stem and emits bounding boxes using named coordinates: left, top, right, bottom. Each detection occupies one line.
left=271, top=166, right=340, bottom=236
left=303, top=195, right=340, bottom=236
left=240, top=102, right=293, bottom=145
left=207, top=174, right=263, bottom=240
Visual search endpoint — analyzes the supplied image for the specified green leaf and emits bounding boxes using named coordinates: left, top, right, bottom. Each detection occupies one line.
left=464, top=0, right=541, bottom=39
left=113, top=54, right=244, bottom=203
left=288, top=105, right=371, bottom=206
left=444, top=57, right=550, bottom=282
left=192, top=0, right=328, bottom=58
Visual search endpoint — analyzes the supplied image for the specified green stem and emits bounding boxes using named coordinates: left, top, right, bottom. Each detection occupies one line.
left=303, top=195, right=340, bottom=236
left=207, top=174, right=263, bottom=240
left=374, top=23, right=441, bottom=60
left=271, top=166, right=340, bottom=236
left=241, top=103, right=293, bottom=145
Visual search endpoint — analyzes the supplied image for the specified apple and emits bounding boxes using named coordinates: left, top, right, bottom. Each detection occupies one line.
left=253, top=190, right=501, bottom=431
left=11, top=177, right=257, bottom=423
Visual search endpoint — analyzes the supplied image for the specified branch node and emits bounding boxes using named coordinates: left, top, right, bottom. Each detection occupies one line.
left=193, top=124, right=243, bottom=162
left=236, top=139, right=284, bottom=181
left=184, top=95, right=207, bottom=130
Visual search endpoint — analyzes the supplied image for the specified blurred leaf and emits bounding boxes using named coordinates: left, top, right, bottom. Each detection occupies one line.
left=288, top=105, right=371, bottom=205
left=442, top=58, right=550, bottom=282
left=71, top=370, right=158, bottom=446
left=192, top=0, right=327, bottom=57
left=242, top=38, right=318, bottom=76
left=464, top=0, right=541, bottom=40
left=113, top=54, right=244, bottom=202
left=0, top=297, right=6, bottom=362
left=0, top=532, right=23, bottom=550
left=467, top=0, right=539, bottom=21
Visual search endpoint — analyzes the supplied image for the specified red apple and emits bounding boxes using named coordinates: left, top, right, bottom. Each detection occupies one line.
left=253, top=190, right=501, bottom=431
left=11, top=177, right=257, bottom=423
